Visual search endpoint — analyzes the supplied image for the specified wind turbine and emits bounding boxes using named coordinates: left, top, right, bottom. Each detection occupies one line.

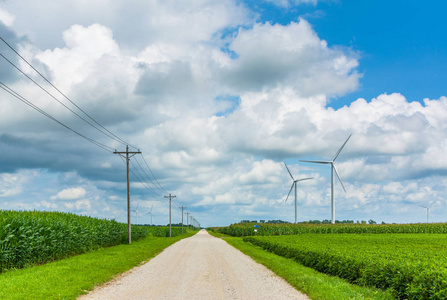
left=132, top=201, right=140, bottom=224
left=419, top=202, right=433, bottom=223
left=145, top=205, right=154, bottom=225
left=284, top=162, right=313, bottom=224
left=300, top=134, right=352, bottom=224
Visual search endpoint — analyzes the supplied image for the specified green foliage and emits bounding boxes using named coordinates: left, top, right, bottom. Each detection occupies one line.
left=223, top=236, right=393, bottom=300
left=0, top=210, right=150, bottom=272
left=217, top=222, right=447, bottom=237
left=151, top=227, right=184, bottom=237
left=0, top=232, right=195, bottom=299
left=243, top=234, right=447, bottom=299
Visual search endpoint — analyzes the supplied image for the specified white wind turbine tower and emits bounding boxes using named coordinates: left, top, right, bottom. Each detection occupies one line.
left=300, top=134, right=352, bottom=224
left=419, top=202, right=433, bottom=223
left=145, top=205, right=154, bottom=225
left=132, top=201, right=140, bottom=224
left=284, top=162, right=313, bottom=224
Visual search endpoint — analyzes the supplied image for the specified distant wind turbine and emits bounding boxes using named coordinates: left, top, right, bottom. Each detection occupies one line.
left=284, top=162, right=313, bottom=224
left=419, top=202, right=433, bottom=223
left=132, top=201, right=140, bottom=224
left=145, top=205, right=154, bottom=225
left=300, top=134, right=352, bottom=224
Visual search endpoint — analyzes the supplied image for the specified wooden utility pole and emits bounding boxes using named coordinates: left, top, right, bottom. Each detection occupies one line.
left=114, top=145, right=141, bottom=244
left=164, top=194, right=176, bottom=237
left=179, top=206, right=186, bottom=233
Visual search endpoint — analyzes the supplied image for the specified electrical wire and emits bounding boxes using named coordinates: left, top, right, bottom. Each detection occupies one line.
left=0, top=36, right=138, bottom=150
left=129, top=159, right=163, bottom=197
left=1, top=36, right=180, bottom=210
left=0, top=52, right=132, bottom=149
left=139, top=154, right=168, bottom=193
left=134, top=156, right=166, bottom=194
left=0, top=82, right=114, bottom=153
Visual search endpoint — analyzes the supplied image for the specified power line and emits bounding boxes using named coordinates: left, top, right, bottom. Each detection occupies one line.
left=129, top=159, right=163, bottom=197
left=0, top=36, right=138, bottom=150
left=139, top=154, right=168, bottom=194
left=0, top=52, right=130, bottom=148
left=133, top=156, right=166, bottom=194
left=0, top=82, right=114, bottom=153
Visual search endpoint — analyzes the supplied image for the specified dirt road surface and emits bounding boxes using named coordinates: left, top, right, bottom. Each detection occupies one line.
left=79, top=229, right=308, bottom=300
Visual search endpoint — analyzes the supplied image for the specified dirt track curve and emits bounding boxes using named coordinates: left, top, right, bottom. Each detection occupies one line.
left=79, top=229, right=308, bottom=300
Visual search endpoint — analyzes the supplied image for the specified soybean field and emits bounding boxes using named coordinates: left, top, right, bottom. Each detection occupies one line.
left=244, top=233, right=447, bottom=299
left=210, top=222, right=447, bottom=299
left=211, top=222, right=447, bottom=236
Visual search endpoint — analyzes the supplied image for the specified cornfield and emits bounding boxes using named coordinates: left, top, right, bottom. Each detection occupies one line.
left=0, top=210, right=149, bottom=272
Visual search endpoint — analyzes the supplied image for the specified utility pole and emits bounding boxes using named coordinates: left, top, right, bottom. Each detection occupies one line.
left=114, top=145, right=141, bottom=244
left=179, top=206, right=186, bottom=233
left=185, top=211, right=190, bottom=232
left=164, top=194, right=176, bottom=237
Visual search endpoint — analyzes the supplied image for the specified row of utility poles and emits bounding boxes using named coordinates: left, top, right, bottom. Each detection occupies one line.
left=115, top=146, right=200, bottom=244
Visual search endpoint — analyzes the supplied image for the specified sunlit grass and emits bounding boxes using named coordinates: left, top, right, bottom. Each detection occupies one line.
left=0, top=232, right=196, bottom=300
left=208, top=231, right=393, bottom=300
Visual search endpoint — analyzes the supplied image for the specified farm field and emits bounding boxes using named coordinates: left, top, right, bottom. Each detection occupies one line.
left=244, top=233, right=447, bottom=299
left=0, top=232, right=195, bottom=299
left=0, top=210, right=183, bottom=273
left=212, top=222, right=447, bottom=236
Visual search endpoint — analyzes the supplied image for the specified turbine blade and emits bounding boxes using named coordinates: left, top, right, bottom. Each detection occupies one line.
left=333, top=164, right=346, bottom=193
left=285, top=183, right=294, bottom=203
left=296, top=177, right=313, bottom=182
left=284, top=162, right=295, bottom=180
left=300, top=160, right=331, bottom=164
left=333, top=134, right=352, bottom=161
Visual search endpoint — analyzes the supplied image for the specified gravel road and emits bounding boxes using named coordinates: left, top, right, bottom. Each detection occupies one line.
left=79, top=229, right=308, bottom=300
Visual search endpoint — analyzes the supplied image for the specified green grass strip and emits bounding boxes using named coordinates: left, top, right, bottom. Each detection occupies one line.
left=214, top=233, right=394, bottom=300
left=0, top=232, right=196, bottom=300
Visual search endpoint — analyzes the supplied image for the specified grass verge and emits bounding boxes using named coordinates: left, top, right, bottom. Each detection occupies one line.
left=208, top=232, right=394, bottom=300
left=0, top=231, right=196, bottom=300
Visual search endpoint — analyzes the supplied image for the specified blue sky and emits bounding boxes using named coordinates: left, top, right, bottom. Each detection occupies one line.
left=0, top=0, right=446, bottom=227
left=246, top=0, right=447, bottom=108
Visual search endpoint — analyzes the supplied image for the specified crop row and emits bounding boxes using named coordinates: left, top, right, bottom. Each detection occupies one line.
left=0, top=210, right=153, bottom=272
left=244, top=234, right=447, bottom=299
left=213, top=222, right=447, bottom=236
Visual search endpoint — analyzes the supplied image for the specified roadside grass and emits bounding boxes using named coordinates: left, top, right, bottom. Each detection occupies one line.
left=208, top=231, right=394, bottom=300
left=0, top=231, right=196, bottom=300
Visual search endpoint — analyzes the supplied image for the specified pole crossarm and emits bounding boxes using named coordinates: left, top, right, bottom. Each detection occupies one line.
left=113, top=145, right=141, bottom=244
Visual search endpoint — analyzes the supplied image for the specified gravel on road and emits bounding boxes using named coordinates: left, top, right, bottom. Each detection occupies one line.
left=79, top=229, right=308, bottom=300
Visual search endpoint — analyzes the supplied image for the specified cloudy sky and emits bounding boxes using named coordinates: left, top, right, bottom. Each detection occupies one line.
left=1, top=0, right=446, bottom=227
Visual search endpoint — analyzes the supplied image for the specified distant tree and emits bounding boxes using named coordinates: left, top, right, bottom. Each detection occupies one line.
left=267, top=220, right=290, bottom=224
left=259, top=220, right=265, bottom=223
left=361, top=220, right=367, bottom=224
left=381, top=221, right=386, bottom=224
left=308, top=220, right=321, bottom=224
left=240, top=220, right=251, bottom=223
left=251, top=220, right=257, bottom=223
left=368, top=219, right=377, bottom=224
